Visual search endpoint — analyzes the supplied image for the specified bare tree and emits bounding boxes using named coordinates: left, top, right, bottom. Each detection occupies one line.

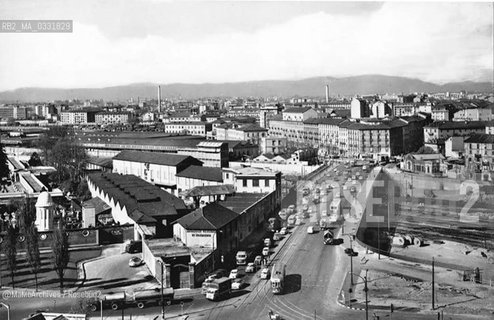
left=25, top=224, right=41, bottom=291
left=51, top=224, right=70, bottom=293
left=3, top=224, right=18, bottom=288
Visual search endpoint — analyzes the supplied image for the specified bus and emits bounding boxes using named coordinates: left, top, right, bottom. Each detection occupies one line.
left=329, top=199, right=341, bottom=222
left=270, top=263, right=286, bottom=294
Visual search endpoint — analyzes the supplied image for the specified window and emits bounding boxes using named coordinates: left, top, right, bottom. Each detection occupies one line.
left=264, top=179, right=270, bottom=187
left=253, top=179, right=259, bottom=187
left=243, top=179, right=247, bottom=187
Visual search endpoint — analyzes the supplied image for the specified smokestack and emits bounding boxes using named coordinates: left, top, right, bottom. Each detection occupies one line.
left=325, top=84, right=330, bottom=103
left=157, top=85, right=161, bottom=113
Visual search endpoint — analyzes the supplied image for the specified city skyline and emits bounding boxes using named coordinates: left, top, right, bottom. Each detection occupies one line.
left=0, top=1, right=493, bottom=91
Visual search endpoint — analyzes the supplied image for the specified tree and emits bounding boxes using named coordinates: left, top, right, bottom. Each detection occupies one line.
left=0, top=142, right=10, bottom=182
left=3, top=224, right=18, bottom=288
left=50, top=138, right=88, bottom=186
left=51, top=224, right=70, bottom=293
left=28, top=152, right=43, bottom=167
left=25, top=224, right=41, bottom=291
left=19, top=197, right=41, bottom=291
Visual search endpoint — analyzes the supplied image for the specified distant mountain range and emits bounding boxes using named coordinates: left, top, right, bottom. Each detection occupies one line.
left=0, top=75, right=492, bottom=102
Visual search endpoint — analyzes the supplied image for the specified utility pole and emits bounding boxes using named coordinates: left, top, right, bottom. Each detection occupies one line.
left=364, top=270, right=369, bottom=320
left=432, top=257, right=435, bottom=310
left=161, top=261, right=165, bottom=320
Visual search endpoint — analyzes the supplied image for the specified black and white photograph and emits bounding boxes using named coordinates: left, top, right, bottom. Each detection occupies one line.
left=0, top=1, right=493, bottom=320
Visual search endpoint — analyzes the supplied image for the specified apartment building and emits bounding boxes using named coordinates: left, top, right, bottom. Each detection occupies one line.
left=177, top=141, right=229, bottom=168
left=164, top=122, right=212, bottom=136
left=60, top=109, right=99, bottom=125
left=282, top=107, right=319, bottom=121
left=95, top=112, right=133, bottom=125
left=260, top=137, right=287, bottom=155
left=423, top=121, right=486, bottom=144
left=453, top=108, right=492, bottom=122
left=464, top=133, right=494, bottom=172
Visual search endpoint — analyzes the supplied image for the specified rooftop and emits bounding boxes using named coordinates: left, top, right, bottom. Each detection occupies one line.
left=425, top=121, right=487, bottom=130
left=175, top=203, right=238, bottom=230
left=220, top=193, right=267, bottom=214
left=225, top=166, right=279, bottom=177
left=283, top=107, right=313, bottom=114
left=145, top=238, right=191, bottom=258
left=464, top=133, right=494, bottom=144
left=175, top=165, right=223, bottom=182
left=86, top=173, right=187, bottom=224
left=82, top=196, right=111, bottom=214
left=113, top=150, right=202, bottom=167
left=180, top=184, right=235, bottom=198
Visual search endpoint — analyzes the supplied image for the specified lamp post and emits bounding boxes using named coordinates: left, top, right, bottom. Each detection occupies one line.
left=100, top=299, right=103, bottom=320
left=343, top=233, right=355, bottom=285
left=156, top=259, right=166, bottom=320
left=349, top=270, right=369, bottom=320
left=0, top=302, right=10, bottom=320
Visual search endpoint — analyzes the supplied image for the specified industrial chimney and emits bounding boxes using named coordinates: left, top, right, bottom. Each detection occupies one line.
left=157, top=85, right=161, bottom=113
left=325, top=84, right=330, bottom=103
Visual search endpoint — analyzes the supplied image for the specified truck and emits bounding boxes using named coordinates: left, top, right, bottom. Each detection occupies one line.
left=87, top=288, right=174, bottom=311
left=270, top=263, right=286, bottom=294
left=205, top=277, right=232, bottom=301
left=323, top=230, right=335, bottom=245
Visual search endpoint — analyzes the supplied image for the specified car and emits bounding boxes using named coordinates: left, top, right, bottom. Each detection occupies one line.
left=128, top=256, right=144, bottom=267
left=229, top=269, right=239, bottom=279
left=260, top=268, right=270, bottom=279
left=254, top=255, right=262, bottom=265
left=262, top=247, right=270, bottom=256
left=245, top=262, right=256, bottom=273
left=231, top=278, right=244, bottom=290
left=344, top=248, right=358, bottom=256
left=207, top=269, right=227, bottom=281
left=307, top=226, right=315, bottom=234
left=280, top=227, right=288, bottom=235
left=124, top=240, right=142, bottom=253
left=264, top=238, right=272, bottom=247
left=288, top=204, right=296, bottom=212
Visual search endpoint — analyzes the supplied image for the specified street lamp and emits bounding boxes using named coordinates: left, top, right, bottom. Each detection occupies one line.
left=349, top=270, right=369, bottom=320
left=0, top=302, right=10, bottom=320
left=343, top=233, right=355, bottom=285
left=157, top=260, right=166, bottom=320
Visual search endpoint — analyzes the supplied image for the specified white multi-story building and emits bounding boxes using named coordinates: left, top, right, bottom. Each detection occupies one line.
left=282, top=107, right=319, bottom=121
left=112, top=150, right=203, bottom=194
left=177, top=141, right=229, bottom=167
left=453, top=108, right=492, bottom=122
left=95, top=112, right=133, bottom=125
left=260, top=137, right=287, bottom=155
left=164, top=122, right=212, bottom=136
left=423, top=121, right=486, bottom=144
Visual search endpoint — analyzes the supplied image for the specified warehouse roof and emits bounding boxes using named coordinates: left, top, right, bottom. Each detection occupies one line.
left=176, top=165, right=223, bottom=182
left=86, top=173, right=187, bottom=224
left=113, top=150, right=202, bottom=167
left=175, top=203, right=238, bottom=230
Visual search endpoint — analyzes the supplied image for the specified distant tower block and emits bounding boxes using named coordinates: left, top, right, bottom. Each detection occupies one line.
left=158, top=85, right=162, bottom=113
left=325, top=85, right=330, bottom=103
left=35, top=191, right=55, bottom=232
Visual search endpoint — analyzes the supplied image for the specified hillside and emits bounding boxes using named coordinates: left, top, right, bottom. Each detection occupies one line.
left=0, top=75, right=491, bottom=102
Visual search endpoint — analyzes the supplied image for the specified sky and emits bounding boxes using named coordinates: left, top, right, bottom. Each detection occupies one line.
left=0, top=0, right=492, bottom=91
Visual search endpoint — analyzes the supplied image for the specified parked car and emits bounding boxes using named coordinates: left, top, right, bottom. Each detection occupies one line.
left=231, top=278, right=244, bottom=290
left=262, top=247, right=270, bottom=256
left=129, top=257, right=144, bottom=267
left=307, top=226, right=315, bottom=234
left=245, top=263, right=255, bottom=273
left=280, top=227, right=288, bottom=235
left=229, top=269, right=239, bottom=279
left=125, top=240, right=142, bottom=253
left=254, top=255, right=262, bottom=266
left=261, top=268, right=270, bottom=279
